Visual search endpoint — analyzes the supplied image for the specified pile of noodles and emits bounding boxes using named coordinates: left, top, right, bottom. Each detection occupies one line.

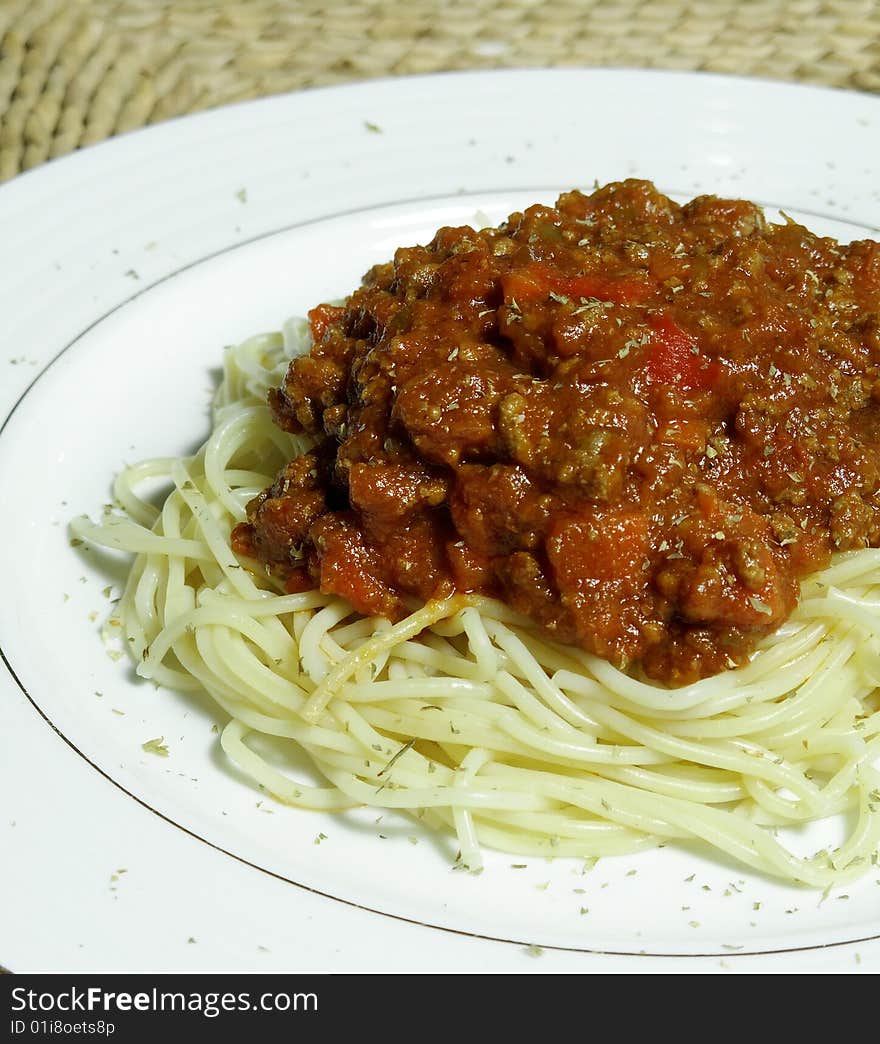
left=71, top=322, right=880, bottom=887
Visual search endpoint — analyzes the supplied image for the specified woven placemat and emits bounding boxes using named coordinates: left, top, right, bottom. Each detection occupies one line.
left=1, top=0, right=879, bottom=181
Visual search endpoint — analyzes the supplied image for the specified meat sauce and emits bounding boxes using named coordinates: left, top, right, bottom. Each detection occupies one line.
left=232, top=180, right=880, bottom=685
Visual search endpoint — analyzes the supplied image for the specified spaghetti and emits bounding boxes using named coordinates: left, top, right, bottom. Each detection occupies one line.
left=72, top=322, right=880, bottom=887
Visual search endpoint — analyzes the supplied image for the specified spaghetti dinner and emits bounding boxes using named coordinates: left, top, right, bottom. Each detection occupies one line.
left=73, top=181, right=880, bottom=886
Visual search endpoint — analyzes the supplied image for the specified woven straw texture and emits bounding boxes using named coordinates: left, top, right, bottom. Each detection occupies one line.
left=1, top=0, right=879, bottom=181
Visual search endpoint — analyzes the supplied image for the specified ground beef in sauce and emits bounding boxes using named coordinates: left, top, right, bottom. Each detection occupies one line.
left=232, top=179, right=880, bottom=685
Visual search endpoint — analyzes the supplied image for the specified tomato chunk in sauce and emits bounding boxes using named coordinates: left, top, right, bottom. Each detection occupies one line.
left=232, top=180, right=880, bottom=685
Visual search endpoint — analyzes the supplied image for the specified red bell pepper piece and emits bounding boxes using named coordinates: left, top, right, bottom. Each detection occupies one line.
left=644, top=313, right=719, bottom=391
left=502, top=262, right=651, bottom=307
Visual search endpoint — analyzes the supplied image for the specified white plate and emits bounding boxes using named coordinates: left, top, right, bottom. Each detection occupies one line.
left=2, top=70, right=879, bottom=974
